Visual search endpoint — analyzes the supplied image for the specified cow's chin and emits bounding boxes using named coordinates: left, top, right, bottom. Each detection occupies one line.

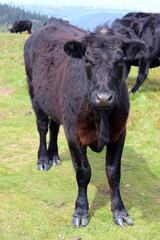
left=94, top=105, right=113, bottom=111
left=91, top=102, right=115, bottom=112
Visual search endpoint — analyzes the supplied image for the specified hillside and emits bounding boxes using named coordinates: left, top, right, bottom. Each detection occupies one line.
left=0, top=3, right=48, bottom=32
left=19, top=5, right=128, bottom=30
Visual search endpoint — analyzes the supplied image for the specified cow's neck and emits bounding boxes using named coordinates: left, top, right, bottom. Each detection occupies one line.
left=89, top=109, right=111, bottom=152
left=98, top=110, right=110, bottom=149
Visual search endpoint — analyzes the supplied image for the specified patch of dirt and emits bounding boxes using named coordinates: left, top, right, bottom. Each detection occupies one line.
left=0, top=87, right=12, bottom=97
left=71, top=237, right=81, bottom=240
left=0, top=112, right=6, bottom=120
left=44, top=202, right=65, bottom=208
left=155, top=188, right=160, bottom=196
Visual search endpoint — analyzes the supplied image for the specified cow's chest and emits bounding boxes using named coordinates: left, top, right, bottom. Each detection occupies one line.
left=109, top=105, right=129, bottom=143
left=76, top=115, right=99, bottom=147
left=76, top=104, right=129, bottom=148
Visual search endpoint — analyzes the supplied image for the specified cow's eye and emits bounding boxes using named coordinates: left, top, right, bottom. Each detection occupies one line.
left=85, top=59, right=89, bottom=64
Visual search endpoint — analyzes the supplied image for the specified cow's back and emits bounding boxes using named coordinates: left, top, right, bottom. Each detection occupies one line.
left=24, top=18, right=85, bottom=76
left=24, top=19, right=85, bottom=122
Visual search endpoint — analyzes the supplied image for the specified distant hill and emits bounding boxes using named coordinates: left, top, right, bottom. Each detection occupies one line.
left=0, top=3, right=130, bottom=32
left=0, top=3, right=49, bottom=32
left=7, top=4, right=129, bottom=30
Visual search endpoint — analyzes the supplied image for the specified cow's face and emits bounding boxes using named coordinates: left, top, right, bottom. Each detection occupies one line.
left=9, top=28, right=14, bottom=33
left=64, top=28, right=147, bottom=109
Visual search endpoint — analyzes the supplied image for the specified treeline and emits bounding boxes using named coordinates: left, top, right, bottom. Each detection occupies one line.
left=0, top=4, right=49, bottom=32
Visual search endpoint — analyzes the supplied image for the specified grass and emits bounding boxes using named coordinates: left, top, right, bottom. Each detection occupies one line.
left=0, top=32, right=160, bottom=240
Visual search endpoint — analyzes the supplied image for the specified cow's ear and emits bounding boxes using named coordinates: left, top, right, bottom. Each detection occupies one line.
left=63, top=40, right=86, bottom=59
left=122, top=40, right=148, bottom=60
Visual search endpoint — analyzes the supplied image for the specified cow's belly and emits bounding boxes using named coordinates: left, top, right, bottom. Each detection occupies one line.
left=33, top=76, right=62, bottom=124
left=32, top=53, right=67, bottom=124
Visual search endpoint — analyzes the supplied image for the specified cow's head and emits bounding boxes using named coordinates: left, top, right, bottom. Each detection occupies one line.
left=9, top=28, right=14, bottom=33
left=64, top=26, right=147, bottom=109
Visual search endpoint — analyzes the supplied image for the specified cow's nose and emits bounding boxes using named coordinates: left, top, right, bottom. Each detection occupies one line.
left=93, top=92, right=115, bottom=107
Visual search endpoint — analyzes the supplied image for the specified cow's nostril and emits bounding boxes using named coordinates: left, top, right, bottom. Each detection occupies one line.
left=108, top=93, right=113, bottom=102
left=95, top=93, right=101, bottom=100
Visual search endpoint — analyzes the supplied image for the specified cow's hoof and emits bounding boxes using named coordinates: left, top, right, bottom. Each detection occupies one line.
left=50, top=160, right=57, bottom=166
left=123, top=216, right=134, bottom=226
left=44, top=164, right=51, bottom=171
left=37, top=164, right=51, bottom=171
left=53, top=155, right=61, bottom=165
left=73, top=217, right=81, bottom=227
left=114, top=218, right=126, bottom=227
left=56, top=159, right=61, bottom=165
left=73, top=217, right=89, bottom=227
left=37, top=164, right=44, bottom=171
left=81, top=217, right=89, bottom=227
left=49, top=155, right=61, bottom=166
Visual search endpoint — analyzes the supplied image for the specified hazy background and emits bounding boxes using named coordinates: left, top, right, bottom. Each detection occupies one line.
left=0, top=0, right=159, bottom=30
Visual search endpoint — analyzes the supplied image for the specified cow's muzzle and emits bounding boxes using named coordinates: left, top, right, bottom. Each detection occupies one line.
left=91, top=91, right=115, bottom=108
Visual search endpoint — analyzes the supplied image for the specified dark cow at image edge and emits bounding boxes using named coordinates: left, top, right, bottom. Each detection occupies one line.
left=112, top=12, right=160, bottom=93
left=24, top=18, right=147, bottom=227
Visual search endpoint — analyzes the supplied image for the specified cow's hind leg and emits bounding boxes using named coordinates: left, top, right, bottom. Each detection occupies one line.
left=28, top=80, right=50, bottom=171
left=48, top=120, right=61, bottom=166
left=36, top=107, right=50, bottom=171
left=129, top=59, right=149, bottom=94
left=106, top=129, right=133, bottom=227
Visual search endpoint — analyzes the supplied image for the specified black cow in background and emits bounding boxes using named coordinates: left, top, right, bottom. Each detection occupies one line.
left=112, top=12, right=160, bottom=93
left=9, top=20, right=32, bottom=34
left=123, top=12, right=160, bottom=19
left=24, top=18, right=147, bottom=227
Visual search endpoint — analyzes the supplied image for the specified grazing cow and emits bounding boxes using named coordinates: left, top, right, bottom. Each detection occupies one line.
left=9, top=20, right=32, bottom=34
left=24, top=18, right=146, bottom=227
left=112, top=13, right=160, bottom=93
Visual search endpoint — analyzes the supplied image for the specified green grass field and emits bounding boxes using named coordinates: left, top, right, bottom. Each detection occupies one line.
left=0, top=33, right=160, bottom=240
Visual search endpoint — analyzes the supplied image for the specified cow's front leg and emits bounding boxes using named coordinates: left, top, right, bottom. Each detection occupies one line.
left=106, top=129, right=133, bottom=227
left=68, top=141, right=91, bottom=227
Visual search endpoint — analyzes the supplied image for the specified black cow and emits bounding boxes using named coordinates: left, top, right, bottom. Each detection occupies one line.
left=123, top=12, right=160, bottom=19
left=24, top=18, right=146, bottom=227
left=9, top=20, right=32, bottom=34
left=112, top=13, right=160, bottom=93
